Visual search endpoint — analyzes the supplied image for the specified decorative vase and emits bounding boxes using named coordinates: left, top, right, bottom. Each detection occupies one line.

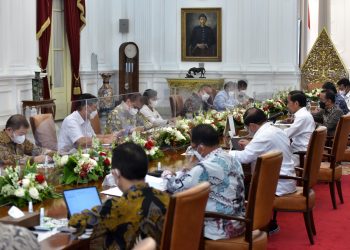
left=98, top=73, right=114, bottom=112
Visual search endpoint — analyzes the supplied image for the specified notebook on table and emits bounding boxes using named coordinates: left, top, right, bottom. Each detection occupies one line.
left=63, top=186, right=102, bottom=218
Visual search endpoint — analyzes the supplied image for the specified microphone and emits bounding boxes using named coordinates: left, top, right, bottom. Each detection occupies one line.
left=267, top=111, right=285, bottom=123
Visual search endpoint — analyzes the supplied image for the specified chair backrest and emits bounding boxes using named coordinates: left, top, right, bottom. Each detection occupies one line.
left=332, top=115, right=350, bottom=162
left=304, top=126, right=327, bottom=188
left=306, top=82, right=323, bottom=91
left=90, top=113, right=101, bottom=134
left=160, top=182, right=210, bottom=250
left=169, top=95, right=184, bottom=117
left=29, top=114, right=57, bottom=151
left=246, top=151, right=282, bottom=231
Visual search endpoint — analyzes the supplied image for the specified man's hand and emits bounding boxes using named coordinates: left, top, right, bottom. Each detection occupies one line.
left=33, top=155, right=47, bottom=163
left=238, top=139, right=250, bottom=149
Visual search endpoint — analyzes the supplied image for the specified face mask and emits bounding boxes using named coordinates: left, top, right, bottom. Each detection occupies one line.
left=129, top=107, right=138, bottom=116
left=228, top=91, right=235, bottom=97
left=193, top=149, right=203, bottom=161
left=202, top=93, right=210, bottom=102
left=90, top=110, right=98, bottom=119
left=150, top=100, right=158, bottom=107
left=12, top=133, right=25, bottom=144
left=319, top=101, right=326, bottom=109
left=240, top=90, right=246, bottom=94
left=339, top=90, right=346, bottom=96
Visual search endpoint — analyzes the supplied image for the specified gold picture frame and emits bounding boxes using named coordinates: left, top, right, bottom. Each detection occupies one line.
left=181, top=8, right=222, bottom=62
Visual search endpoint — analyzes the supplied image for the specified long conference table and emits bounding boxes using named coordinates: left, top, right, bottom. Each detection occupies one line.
left=0, top=146, right=251, bottom=249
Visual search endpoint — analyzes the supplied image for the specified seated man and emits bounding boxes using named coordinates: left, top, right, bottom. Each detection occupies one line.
left=230, top=108, right=296, bottom=196
left=58, top=93, right=115, bottom=154
left=322, top=81, right=349, bottom=114
left=312, top=90, right=343, bottom=136
left=337, top=78, right=350, bottom=109
left=163, top=124, right=245, bottom=240
left=182, top=85, right=214, bottom=116
left=237, top=80, right=251, bottom=105
left=284, top=91, right=315, bottom=167
left=105, top=93, right=152, bottom=134
left=213, top=81, right=239, bottom=111
left=0, top=114, right=49, bottom=165
left=69, top=142, right=169, bottom=250
left=0, top=223, right=39, bottom=250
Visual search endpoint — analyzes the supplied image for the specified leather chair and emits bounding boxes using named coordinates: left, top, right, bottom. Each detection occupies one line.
left=90, top=113, right=101, bottom=134
left=160, top=182, right=210, bottom=250
left=132, top=237, right=156, bottom=250
left=318, top=115, right=350, bottom=209
left=29, top=113, right=57, bottom=151
left=169, top=95, right=184, bottom=117
left=273, top=126, right=327, bottom=245
left=204, top=151, right=283, bottom=250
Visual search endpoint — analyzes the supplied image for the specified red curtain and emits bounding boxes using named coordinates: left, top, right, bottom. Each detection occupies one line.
left=36, top=0, right=53, bottom=99
left=64, top=0, right=86, bottom=109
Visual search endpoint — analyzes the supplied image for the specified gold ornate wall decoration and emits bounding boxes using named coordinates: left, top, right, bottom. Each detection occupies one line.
left=301, top=27, right=348, bottom=89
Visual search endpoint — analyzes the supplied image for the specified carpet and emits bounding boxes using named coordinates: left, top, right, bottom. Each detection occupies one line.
left=267, top=175, right=350, bottom=250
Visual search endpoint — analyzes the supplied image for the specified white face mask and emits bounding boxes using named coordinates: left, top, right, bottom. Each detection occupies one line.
left=192, top=145, right=204, bottom=161
left=12, top=133, right=25, bottom=144
left=201, top=93, right=210, bottom=102
left=90, top=110, right=98, bottom=119
left=239, top=90, right=246, bottom=94
left=150, top=100, right=158, bottom=108
left=228, top=91, right=235, bottom=97
left=339, top=90, right=346, bottom=96
left=129, top=107, right=138, bottom=116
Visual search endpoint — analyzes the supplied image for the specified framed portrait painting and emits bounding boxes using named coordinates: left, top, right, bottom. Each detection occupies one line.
left=181, top=8, right=222, bottom=62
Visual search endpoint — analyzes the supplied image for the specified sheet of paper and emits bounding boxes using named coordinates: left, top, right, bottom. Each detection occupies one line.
left=101, top=186, right=123, bottom=197
left=145, top=175, right=167, bottom=191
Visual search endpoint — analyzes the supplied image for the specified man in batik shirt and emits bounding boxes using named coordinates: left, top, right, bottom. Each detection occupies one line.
left=163, top=124, right=246, bottom=240
left=69, top=142, right=169, bottom=250
left=105, top=93, right=152, bottom=134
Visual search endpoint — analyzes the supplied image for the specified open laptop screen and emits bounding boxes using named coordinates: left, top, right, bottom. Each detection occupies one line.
left=63, top=186, right=102, bottom=217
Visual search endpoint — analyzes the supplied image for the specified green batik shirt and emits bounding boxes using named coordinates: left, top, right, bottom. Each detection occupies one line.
left=68, top=183, right=169, bottom=250
left=105, top=102, right=153, bottom=134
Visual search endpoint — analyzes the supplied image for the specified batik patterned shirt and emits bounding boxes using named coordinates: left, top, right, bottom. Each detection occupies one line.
left=68, top=183, right=169, bottom=250
left=105, top=102, right=152, bottom=134
left=165, top=148, right=246, bottom=240
left=0, top=223, right=39, bottom=250
left=0, top=131, right=43, bottom=165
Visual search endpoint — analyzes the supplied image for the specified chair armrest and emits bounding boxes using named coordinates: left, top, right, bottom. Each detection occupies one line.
left=293, top=151, right=306, bottom=156
left=279, top=175, right=303, bottom=181
left=205, top=212, right=249, bottom=223
left=295, top=167, right=304, bottom=172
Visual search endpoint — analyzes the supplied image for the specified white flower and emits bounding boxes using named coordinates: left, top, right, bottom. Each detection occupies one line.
left=60, top=155, right=69, bottom=166
left=149, top=148, right=156, bottom=156
left=174, top=130, right=185, bottom=141
left=88, top=158, right=98, bottom=167
left=1, top=184, right=15, bottom=196
left=14, top=187, right=25, bottom=198
left=22, top=178, right=31, bottom=188
left=82, top=154, right=90, bottom=160
left=42, top=181, right=48, bottom=187
left=29, top=187, right=40, bottom=200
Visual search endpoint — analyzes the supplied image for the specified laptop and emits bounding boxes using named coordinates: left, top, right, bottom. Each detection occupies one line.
left=63, top=186, right=102, bottom=218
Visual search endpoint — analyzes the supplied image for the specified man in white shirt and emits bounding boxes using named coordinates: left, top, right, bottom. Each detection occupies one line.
left=58, top=93, right=115, bottom=154
left=284, top=91, right=315, bottom=167
left=337, top=78, right=350, bottom=109
left=229, top=107, right=296, bottom=196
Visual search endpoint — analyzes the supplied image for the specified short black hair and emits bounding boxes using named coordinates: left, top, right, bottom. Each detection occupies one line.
left=321, top=89, right=336, bottom=103
left=143, top=89, right=157, bottom=106
left=238, top=80, right=248, bottom=89
left=6, top=114, right=29, bottom=130
left=191, top=124, right=219, bottom=147
left=337, top=78, right=350, bottom=87
left=198, top=13, right=207, bottom=20
left=76, top=93, right=97, bottom=111
left=289, top=91, right=307, bottom=107
left=112, top=142, right=148, bottom=180
left=322, top=82, right=337, bottom=94
left=243, top=107, right=267, bottom=126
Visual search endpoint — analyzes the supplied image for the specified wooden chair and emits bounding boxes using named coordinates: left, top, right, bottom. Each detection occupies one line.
left=29, top=113, right=57, bottom=151
left=169, top=95, right=184, bottom=117
left=204, top=151, right=283, bottom=250
left=132, top=237, right=156, bottom=250
left=90, top=113, right=101, bottom=134
left=318, top=115, right=350, bottom=209
left=273, top=126, right=327, bottom=245
left=160, top=182, right=210, bottom=250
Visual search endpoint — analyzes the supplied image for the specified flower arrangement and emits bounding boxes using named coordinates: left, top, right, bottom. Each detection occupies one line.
left=305, top=88, right=321, bottom=102
left=88, top=137, right=112, bottom=174
left=54, top=151, right=105, bottom=185
left=0, top=162, right=61, bottom=207
left=125, top=132, right=164, bottom=160
left=262, top=98, right=287, bottom=115
left=155, top=127, right=190, bottom=149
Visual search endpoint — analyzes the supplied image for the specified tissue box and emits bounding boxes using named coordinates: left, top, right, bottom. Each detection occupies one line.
left=0, top=212, right=40, bottom=228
